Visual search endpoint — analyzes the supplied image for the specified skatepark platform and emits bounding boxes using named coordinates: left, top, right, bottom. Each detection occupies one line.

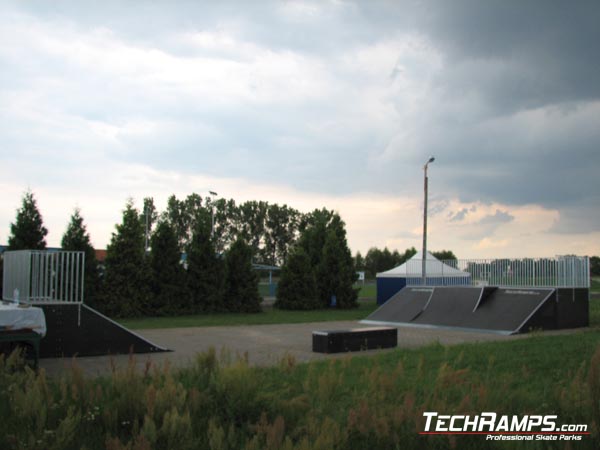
left=362, top=286, right=589, bottom=335
left=37, top=304, right=169, bottom=358
left=312, top=327, right=397, bottom=353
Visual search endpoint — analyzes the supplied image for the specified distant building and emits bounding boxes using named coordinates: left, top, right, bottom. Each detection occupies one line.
left=95, top=249, right=107, bottom=264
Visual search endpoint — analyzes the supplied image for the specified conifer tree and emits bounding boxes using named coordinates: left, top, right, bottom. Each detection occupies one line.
left=316, top=216, right=359, bottom=309
left=354, top=251, right=365, bottom=272
left=187, top=211, right=225, bottom=312
left=224, top=238, right=262, bottom=313
left=149, top=220, right=189, bottom=315
left=297, top=208, right=334, bottom=269
left=101, top=200, right=152, bottom=317
left=275, top=247, right=319, bottom=310
left=8, top=190, right=48, bottom=250
left=61, top=208, right=100, bottom=306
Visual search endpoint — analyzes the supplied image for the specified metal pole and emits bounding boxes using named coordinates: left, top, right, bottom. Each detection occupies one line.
left=209, top=190, right=218, bottom=238
left=422, top=157, right=434, bottom=285
left=144, top=204, right=149, bottom=253
left=211, top=205, right=215, bottom=237
left=422, top=166, right=427, bottom=284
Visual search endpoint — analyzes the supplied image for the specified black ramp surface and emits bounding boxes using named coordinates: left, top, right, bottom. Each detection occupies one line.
left=412, top=287, right=483, bottom=328
left=463, top=288, right=554, bottom=333
left=363, top=286, right=580, bottom=334
left=555, top=288, right=589, bottom=329
left=365, top=287, right=433, bottom=324
left=39, top=304, right=169, bottom=358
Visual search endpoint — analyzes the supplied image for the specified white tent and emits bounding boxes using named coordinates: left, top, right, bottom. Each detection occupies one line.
left=376, top=251, right=470, bottom=304
left=377, top=251, right=470, bottom=278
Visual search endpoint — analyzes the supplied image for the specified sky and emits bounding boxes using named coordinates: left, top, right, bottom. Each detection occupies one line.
left=1, top=0, right=599, bottom=259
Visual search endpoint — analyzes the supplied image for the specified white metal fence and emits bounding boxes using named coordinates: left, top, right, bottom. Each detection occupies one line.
left=404, top=256, right=590, bottom=288
left=2, top=250, right=85, bottom=304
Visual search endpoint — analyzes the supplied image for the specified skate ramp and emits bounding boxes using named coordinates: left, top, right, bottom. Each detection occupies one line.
left=411, top=287, right=487, bottom=329
left=366, top=287, right=434, bottom=323
left=38, top=304, right=169, bottom=357
left=362, top=286, right=586, bottom=334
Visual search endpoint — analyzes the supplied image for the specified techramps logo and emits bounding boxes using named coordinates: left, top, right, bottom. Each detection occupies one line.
left=420, top=412, right=589, bottom=442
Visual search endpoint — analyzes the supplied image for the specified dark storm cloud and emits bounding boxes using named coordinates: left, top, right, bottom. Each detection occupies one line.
left=369, top=1, right=600, bottom=226
left=365, top=1, right=600, bottom=226
left=2, top=0, right=600, bottom=235
left=426, top=101, right=600, bottom=233
left=410, top=1, right=600, bottom=234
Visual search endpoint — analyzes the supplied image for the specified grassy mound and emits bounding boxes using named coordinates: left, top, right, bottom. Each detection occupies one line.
left=2, top=327, right=599, bottom=449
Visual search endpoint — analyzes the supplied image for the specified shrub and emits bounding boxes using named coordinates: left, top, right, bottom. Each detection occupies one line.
left=149, top=221, right=190, bottom=315
left=275, top=248, right=319, bottom=310
left=187, top=213, right=225, bottom=313
left=223, top=239, right=262, bottom=313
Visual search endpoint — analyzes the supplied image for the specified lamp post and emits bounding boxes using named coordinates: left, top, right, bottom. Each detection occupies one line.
left=208, top=190, right=218, bottom=237
left=144, top=204, right=149, bottom=253
left=422, top=156, right=435, bottom=284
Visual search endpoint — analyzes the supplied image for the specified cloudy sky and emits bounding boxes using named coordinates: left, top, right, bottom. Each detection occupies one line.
left=1, top=0, right=599, bottom=258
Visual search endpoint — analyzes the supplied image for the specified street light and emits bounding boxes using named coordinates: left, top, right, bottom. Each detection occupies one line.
left=422, top=156, right=435, bottom=284
left=208, top=191, right=218, bottom=237
left=144, top=203, right=149, bottom=253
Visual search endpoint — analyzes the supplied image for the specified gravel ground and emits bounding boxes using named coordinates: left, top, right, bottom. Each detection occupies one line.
left=36, top=320, right=542, bottom=378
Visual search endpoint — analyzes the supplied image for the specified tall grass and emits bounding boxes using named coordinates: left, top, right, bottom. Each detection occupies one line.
left=2, top=330, right=600, bottom=449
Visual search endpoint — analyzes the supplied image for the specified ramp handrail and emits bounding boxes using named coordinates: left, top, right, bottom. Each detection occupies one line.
left=404, top=256, right=590, bottom=288
left=2, top=250, right=85, bottom=304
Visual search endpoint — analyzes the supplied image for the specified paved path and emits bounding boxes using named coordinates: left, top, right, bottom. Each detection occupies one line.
left=38, top=321, right=576, bottom=378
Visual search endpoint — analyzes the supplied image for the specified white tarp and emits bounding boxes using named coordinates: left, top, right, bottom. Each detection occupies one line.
left=376, top=251, right=470, bottom=279
left=0, top=303, right=47, bottom=336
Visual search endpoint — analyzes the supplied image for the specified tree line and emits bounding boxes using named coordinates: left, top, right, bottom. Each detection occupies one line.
left=1, top=191, right=357, bottom=316
left=592, top=257, right=600, bottom=277
left=99, top=199, right=262, bottom=317
left=146, top=194, right=322, bottom=266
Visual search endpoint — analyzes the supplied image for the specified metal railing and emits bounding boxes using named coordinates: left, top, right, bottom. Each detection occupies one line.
left=404, top=256, right=590, bottom=288
left=2, top=250, right=85, bottom=304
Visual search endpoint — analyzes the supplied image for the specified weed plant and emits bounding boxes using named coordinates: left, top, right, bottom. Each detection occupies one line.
left=1, top=331, right=599, bottom=449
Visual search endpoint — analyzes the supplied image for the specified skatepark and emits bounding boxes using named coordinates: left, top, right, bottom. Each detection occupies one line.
left=36, top=319, right=585, bottom=378
left=1, top=249, right=591, bottom=377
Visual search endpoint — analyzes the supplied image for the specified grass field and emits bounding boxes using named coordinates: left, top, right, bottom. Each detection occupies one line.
left=119, top=299, right=379, bottom=330
left=591, top=277, right=600, bottom=293
left=357, top=282, right=376, bottom=298
left=3, top=324, right=599, bottom=448
left=589, top=296, right=600, bottom=327
left=258, top=282, right=377, bottom=299
left=120, top=291, right=600, bottom=331
left=5, top=285, right=600, bottom=448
